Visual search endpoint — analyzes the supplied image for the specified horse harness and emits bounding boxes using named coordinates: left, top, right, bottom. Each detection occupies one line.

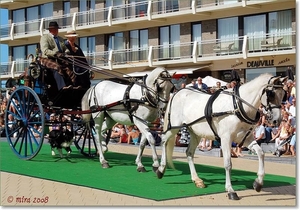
left=166, top=79, right=282, bottom=146
left=88, top=70, right=172, bottom=124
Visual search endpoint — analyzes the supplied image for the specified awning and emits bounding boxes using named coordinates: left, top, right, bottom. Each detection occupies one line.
left=123, top=67, right=206, bottom=78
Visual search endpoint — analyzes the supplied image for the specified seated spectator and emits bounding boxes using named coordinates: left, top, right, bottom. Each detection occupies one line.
left=253, top=117, right=266, bottom=146
left=289, top=130, right=296, bottom=157
left=109, top=123, right=127, bottom=144
left=0, top=99, right=7, bottom=115
left=198, top=138, right=213, bottom=150
left=0, top=114, right=5, bottom=137
left=149, top=130, right=162, bottom=146
left=7, top=114, right=17, bottom=138
left=175, top=127, right=190, bottom=147
left=272, top=120, right=293, bottom=155
left=147, top=118, right=162, bottom=146
left=231, top=143, right=244, bottom=157
left=49, top=113, right=60, bottom=132
left=126, top=125, right=140, bottom=145
left=31, top=124, right=42, bottom=138
left=110, top=123, right=126, bottom=143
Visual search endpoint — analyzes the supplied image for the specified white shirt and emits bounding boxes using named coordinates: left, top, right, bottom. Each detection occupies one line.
left=289, top=105, right=296, bottom=117
left=254, top=124, right=266, bottom=139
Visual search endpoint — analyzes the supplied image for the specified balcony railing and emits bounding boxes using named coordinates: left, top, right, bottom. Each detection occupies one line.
left=0, top=0, right=273, bottom=39
left=247, top=31, right=296, bottom=52
left=1, top=31, right=295, bottom=77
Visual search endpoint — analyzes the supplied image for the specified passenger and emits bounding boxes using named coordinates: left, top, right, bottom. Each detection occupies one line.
left=64, top=30, right=91, bottom=89
left=40, top=21, right=75, bottom=90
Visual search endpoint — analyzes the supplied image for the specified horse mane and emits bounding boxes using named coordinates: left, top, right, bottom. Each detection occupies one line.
left=145, top=67, right=166, bottom=87
left=239, top=73, right=272, bottom=94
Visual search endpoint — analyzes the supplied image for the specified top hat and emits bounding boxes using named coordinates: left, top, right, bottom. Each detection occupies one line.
left=47, top=21, right=60, bottom=29
left=65, top=29, right=79, bottom=37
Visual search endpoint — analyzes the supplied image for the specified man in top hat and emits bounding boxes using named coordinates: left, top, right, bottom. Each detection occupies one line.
left=64, top=30, right=91, bottom=89
left=39, top=21, right=75, bottom=90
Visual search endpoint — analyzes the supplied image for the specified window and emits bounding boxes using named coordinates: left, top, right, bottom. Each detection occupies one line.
left=159, top=24, right=180, bottom=59
left=63, top=1, right=71, bottom=26
left=79, top=0, right=96, bottom=25
left=245, top=67, right=276, bottom=82
left=244, top=14, right=266, bottom=51
left=108, top=32, right=126, bottom=63
left=129, top=0, right=147, bottom=17
left=40, top=3, right=53, bottom=18
left=158, top=0, right=179, bottom=13
left=79, top=36, right=95, bottom=65
left=106, top=0, right=125, bottom=20
left=13, top=46, right=25, bottom=73
left=27, top=44, right=38, bottom=56
left=12, top=9, right=25, bottom=34
left=192, top=23, right=202, bottom=56
left=130, top=29, right=148, bottom=62
left=218, top=17, right=239, bottom=51
left=269, top=10, right=292, bottom=48
left=26, top=6, right=39, bottom=33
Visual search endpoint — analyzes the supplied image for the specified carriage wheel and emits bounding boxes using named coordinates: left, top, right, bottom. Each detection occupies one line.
left=5, top=86, right=45, bottom=160
left=73, top=121, right=98, bottom=157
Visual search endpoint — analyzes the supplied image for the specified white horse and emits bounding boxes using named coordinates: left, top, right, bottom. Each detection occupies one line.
left=157, top=74, right=287, bottom=200
left=81, top=67, right=174, bottom=171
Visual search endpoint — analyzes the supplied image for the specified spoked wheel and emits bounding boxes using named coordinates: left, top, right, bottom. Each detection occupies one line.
left=5, top=86, right=45, bottom=160
left=73, top=121, right=98, bottom=157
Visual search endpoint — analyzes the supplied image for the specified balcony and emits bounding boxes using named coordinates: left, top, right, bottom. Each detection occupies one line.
left=0, top=0, right=294, bottom=44
left=0, top=31, right=295, bottom=79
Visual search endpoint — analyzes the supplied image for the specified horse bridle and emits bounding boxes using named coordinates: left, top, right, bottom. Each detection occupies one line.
left=260, top=77, right=284, bottom=121
left=153, top=70, right=174, bottom=104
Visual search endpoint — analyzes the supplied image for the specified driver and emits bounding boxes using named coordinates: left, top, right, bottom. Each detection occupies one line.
left=40, top=21, right=75, bottom=90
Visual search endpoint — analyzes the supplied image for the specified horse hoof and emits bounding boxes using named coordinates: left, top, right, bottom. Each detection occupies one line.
left=253, top=180, right=262, bottom=192
left=194, top=179, right=205, bottom=188
left=156, top=170, right=164, bottom=179
left=137, top=167, right=147, bottom=173
left=102, top=163, right=110, bottom=168
left=228, top=192, right=240, bottom=200
left=152, top=166, right=158, bottom=173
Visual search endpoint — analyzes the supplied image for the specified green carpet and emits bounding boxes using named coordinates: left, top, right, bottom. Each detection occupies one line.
left=0, top=142, right=296, bottom=201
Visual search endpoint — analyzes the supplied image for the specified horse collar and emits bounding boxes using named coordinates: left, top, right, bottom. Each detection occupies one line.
left=233, top=86, right=260, bottom=124
left=141, top=86, right=158, bottom=108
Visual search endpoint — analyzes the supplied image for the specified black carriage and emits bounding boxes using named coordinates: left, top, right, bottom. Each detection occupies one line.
left=4, top=53, right=99, bottom=160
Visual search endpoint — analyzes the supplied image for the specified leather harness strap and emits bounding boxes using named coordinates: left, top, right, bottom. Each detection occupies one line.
left=204, top=89, right=222, bottom=141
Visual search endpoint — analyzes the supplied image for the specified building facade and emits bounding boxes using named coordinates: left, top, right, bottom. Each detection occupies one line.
left=0, top=0, right=296, bottom=88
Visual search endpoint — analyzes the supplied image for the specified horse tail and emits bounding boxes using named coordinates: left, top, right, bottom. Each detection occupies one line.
left=166, top=134, right=176, bottom=169
left=81, top=86, right=93, bottom=123
left=164, top=101, right=176, bottom=169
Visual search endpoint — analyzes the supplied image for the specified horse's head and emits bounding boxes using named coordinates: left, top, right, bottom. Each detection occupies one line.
left=147, top=67, right=174, bottom=109
left=261, top=75, right=288, bottom=124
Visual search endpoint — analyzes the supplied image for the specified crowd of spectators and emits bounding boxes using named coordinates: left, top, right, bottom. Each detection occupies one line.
left=179, top=71, right=296, bottom=158
left=0, top=69, right=296, bottom=158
